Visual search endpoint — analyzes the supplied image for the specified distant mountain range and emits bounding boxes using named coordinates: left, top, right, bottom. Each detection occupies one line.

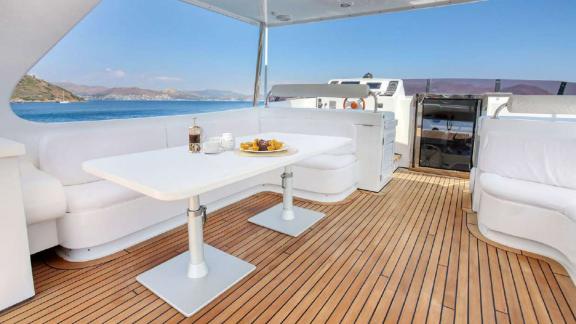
left=11, top=75, right=83, bottom=102
left=403, top=79, right=556, bottom=95
left=11, top=75, right=561, bottom=103
left=55, top=82, right=252, bottom=101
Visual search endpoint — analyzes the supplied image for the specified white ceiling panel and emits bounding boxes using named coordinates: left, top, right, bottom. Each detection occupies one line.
left=182, top=0, right=479, bottom=27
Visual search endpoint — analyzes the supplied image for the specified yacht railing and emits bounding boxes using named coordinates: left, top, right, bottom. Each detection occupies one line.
left=265, top=84, right=379, bottom=112
left=493, top=95, right=576, bottom=119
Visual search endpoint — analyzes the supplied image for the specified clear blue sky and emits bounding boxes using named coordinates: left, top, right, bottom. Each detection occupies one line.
left=31, top=0, right=576, bottom=94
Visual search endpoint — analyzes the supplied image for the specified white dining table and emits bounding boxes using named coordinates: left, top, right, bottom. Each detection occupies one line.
left=82, top=132, right=351, bottom=317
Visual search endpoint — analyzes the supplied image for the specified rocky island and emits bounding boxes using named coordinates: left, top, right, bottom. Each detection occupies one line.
left=10, top=75, right=83, bottom=102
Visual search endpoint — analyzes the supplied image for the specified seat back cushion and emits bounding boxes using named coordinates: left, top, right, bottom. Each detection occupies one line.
left=261, top=117, right=356, bottom=154
left=479, top=131, right=576, bottom=190
left=19, top=160, right=66, bottom=224
left=259, top=108, right=389, bottom=155
left=166, top=109, right=260, bottom=147
left=39, top=124, right=167, bottom=186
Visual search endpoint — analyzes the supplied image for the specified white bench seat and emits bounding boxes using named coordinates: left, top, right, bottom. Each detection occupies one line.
left=65, top=180, right=141, bottom=213
left=19, top=161, right=66, bottom=225
left=480, top=173, right=576, bottom=220
left=295, top=154, right=356, bottom=170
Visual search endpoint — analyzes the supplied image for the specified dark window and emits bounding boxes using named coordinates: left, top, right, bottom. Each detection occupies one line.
left=563, top=82, right=576, bottom=95
left=428, top=79, right=495, bottom=95
left=404, top=79, right=428, bottom=96
left=500, top=80, right=561, bottom=95
left=367, top=82, right=382, bottom=90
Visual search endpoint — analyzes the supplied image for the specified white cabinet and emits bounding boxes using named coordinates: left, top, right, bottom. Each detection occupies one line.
left=0, top=138, right=34, bottom=311
left=356, top=113, right=397, bottom=192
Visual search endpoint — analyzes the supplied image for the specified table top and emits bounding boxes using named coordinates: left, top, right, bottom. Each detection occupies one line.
left=83, top=132, right=351, bottom=201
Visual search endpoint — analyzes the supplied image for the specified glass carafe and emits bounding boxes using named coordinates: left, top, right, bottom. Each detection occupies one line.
left=188, top=118, right=202, bottom=153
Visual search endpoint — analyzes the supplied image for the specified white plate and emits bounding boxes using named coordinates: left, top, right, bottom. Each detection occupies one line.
left=240, top=146, right=289, bottom=154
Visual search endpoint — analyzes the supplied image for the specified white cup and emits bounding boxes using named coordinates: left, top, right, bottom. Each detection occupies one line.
left=220, top=133, right=235, bottom=151
left=203, top=137, right=221, bottom=154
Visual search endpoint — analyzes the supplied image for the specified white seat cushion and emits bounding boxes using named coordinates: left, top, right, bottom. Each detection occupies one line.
left=295, top=154, right=356, bottom=170
left=20, top=161, right=66, bottom=224
left=480, top=173, right=576, bottom=220
left=65, top=180, right=142, bottom=213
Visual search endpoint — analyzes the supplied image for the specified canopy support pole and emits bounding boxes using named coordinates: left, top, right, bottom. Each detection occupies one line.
left=263, top=25, right=269, bottom=102
left=252, top=22, right=265, bottom=106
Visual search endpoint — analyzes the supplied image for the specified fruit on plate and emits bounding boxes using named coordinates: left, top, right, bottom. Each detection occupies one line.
left=240, top=139, right=284, bottom=152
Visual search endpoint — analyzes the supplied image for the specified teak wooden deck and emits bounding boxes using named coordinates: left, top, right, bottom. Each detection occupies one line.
left=2, top=170, right=576, bottom=323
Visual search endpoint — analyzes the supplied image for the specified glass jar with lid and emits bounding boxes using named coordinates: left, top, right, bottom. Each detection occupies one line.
left=188, top=118, right=202, bottom=153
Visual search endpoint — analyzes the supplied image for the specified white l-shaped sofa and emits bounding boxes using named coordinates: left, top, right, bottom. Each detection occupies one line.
left=15, top=108, right=396, bottom=261
left=472, top=116, right=576, bottom=281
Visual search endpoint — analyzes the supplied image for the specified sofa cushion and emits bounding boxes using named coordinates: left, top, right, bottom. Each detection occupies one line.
left=166, top=109, right=260, bottom=147
left=479, top=131, right=576, bottom=190
left=39, top=124, right=167, bottom=186
left=65, top=180, right=142, bottom=213
left=480, top=173, right=576, bottom=219
left=259, top=117, right=357, bottom=155
left=295, top=154, right=357, bottom=170
left=19, top=161, right=66, bottom=225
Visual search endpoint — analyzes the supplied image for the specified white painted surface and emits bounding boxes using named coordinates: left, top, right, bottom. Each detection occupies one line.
left=508, top=95, right=576, bottom=116
left=137, top=245, right=255, bottom=317
left=269, top=84, right=369, bottom=99
left=0, top=137, right=25, bottom=158
left=181, top=0, right=477, bottom=26
left=0, top=139, right=34, bottom=311
left=83, top=133, right=351, bottom=201
left=249, top=165, right=325, bottom=236
left=186, top=197, right=208, bottom=279
left=249, top=205, right=324, bottom=237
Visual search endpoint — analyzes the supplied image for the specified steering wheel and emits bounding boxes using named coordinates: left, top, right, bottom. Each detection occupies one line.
left=343, top=98, right=366, bottom=110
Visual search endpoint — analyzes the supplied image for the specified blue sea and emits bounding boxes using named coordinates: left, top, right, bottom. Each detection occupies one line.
left=11, top=100, right=254, bottom=123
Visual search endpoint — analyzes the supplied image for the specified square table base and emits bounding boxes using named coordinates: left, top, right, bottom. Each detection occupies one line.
left=248, top=204, right=325, bottom=237
left=136, top=244, right=255, bottom=317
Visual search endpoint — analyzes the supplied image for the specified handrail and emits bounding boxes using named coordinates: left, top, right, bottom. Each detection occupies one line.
left=265, top=83, right=379, bottom=112
left=370, top=92, right=379, bottom=112
left=493, top=95, right=576, bottom=119
left=493, top=102, right=509, bottom=119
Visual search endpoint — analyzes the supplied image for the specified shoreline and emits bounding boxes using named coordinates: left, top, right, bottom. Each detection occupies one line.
left=10, top=99, right=252, bottom=103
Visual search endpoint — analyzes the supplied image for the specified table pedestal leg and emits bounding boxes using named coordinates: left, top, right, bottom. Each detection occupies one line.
left=281, top=166, right=295, bottom=221
left=187, top=196, right=208, bottom=278
left=248, top=166, right=325, bottom=237
left=137, top=195, right=255, bottom=317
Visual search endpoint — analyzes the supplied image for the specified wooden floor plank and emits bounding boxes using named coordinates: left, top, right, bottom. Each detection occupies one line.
left=540, top=260, right=576, bottom=323
left=469, top=234, right=482, bottom=324
left=507, top=252, right=539, bottom=323
left=1, top=170, right=575, bottom=324
left=478, top=240, right=496, bottom=324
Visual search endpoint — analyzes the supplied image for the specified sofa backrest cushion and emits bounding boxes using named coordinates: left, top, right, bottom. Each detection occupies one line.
left=166, top=109, right=260, bottom=147
left=39, top=124, right=167, bottom=186
left=259, top=109, right=387, bottom=155
left=260, top=117, right=357, bottom=153
left=479, top=131, right=576, bottom=190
